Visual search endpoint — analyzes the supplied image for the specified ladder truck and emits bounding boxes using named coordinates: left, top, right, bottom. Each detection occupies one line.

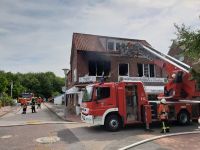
left=81, top=43, right=200, bottom=131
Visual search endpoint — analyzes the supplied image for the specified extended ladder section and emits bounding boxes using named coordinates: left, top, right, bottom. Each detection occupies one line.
left=140, top=44, right=191, bottom=73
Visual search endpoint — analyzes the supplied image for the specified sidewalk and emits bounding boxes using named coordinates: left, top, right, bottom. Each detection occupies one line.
left=0, top=106, right=19, bottom=118
left=44, top=102, right=81, bottom=123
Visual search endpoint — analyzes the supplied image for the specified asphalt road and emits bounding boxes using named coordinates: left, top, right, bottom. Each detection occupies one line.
left=0, top=104, right=200, bottom=150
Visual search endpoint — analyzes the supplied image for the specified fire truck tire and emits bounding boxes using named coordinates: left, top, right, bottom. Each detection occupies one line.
left=105, top=115, right=121, bottom=132
left=177, top=111, right=190, bottom=125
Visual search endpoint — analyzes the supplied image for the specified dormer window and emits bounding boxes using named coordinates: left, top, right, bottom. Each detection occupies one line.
left=108, top=42, right=114, bottom=51
left=116, top=42, right=121, bottom=50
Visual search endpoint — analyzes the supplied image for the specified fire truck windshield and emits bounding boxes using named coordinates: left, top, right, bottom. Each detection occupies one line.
left=21, top=93, right=32, bottom=98
left=82, top=86, right=93, bottom=102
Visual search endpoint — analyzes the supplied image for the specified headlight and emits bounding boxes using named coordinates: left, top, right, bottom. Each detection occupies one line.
left=82, top=107, right=89, bottom=114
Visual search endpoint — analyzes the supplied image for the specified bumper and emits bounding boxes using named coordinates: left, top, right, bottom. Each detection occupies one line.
left=81, top=114, right=103, bottom=125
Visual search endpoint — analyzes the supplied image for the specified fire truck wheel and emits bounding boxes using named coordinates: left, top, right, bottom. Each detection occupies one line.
left=177, top=111, right=190, bottom=125
left=105, top=115, right=121, bottom=132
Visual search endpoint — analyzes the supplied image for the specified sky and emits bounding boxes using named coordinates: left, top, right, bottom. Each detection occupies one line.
left=0, top=0, right=199, bottom=77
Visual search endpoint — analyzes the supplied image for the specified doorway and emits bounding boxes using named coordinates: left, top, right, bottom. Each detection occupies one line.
left=125, top=85, right=138, bottom=122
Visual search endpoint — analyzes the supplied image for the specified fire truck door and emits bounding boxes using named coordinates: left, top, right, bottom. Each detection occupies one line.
left=125, top=85, right=138, bottom=123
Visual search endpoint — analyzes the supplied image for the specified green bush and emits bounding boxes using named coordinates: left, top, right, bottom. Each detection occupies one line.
left=0, top=94, right=14, bottom=106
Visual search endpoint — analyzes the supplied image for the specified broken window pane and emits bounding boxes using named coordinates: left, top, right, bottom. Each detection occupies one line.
left=150, top=64, right=155, bottom=77
left=88, top=60, right=111, bottom=76
left=137, top=63, right=143, bottom=77
left=97, top=61, right=104, bottom=76
left=104, top=61, right=111, bottom=76
left=119, top=64, right=128, bottom=76
left=89, top=61, right=96, bottom=76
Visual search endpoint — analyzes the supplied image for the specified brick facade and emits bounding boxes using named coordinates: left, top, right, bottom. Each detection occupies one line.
left=66, top=33, right=166, bottom=115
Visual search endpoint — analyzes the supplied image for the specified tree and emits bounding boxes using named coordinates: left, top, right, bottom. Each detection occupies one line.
left=175, top=24, right=200, bottom=61
left=0, top=71, right=8, bottom=95
left=174, top=21, right=200, bottom=81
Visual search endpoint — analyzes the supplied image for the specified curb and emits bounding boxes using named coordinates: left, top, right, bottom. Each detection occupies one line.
left=43, top=103, right=66, bottom=121
left=43, top=103, right=77, bottom=123
left=119, top=130, right=200, bottom=150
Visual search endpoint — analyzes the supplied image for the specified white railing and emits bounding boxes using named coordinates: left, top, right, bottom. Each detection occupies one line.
left=79, top=76, right=97, bottom=83
left=119, top=76, right=166, bottom=83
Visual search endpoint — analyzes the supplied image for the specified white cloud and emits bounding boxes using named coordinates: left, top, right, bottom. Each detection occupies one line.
left=0, top=0, right=199, bottom=77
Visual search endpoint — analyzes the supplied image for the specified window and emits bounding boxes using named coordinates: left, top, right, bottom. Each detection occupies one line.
left=144, top=64, right=149, bottom=77
left=82, top=86, right=93, bottom=102
left=116, top=42, right=121, bottom=50
left=88, top=61, right=111, bottom=76
left=108, top=42, right=114, bottom=50
left=96, top=87, right=110, bottom=100
left=119, top=64, right=129, bottom=76
left=137, top=64, right=143, bottom=77
left=149, top=64, right=155, bottom=77
left=137, top=64, right=155, bottom=77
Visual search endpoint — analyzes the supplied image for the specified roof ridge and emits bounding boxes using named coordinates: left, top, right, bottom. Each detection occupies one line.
left=73, top=32, right=148, bottom=42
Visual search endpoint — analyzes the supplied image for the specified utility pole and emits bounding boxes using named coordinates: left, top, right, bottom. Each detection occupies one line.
left=10, top=81, right=13, bottom=98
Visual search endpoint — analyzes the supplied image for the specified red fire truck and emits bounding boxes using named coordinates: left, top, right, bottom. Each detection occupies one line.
left=81, top=44, right=200, bottom=131
left=18, top=93, right=34, bottom=105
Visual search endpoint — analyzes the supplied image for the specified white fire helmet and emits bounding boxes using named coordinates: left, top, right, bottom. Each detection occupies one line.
left=172, top=74, right=176, bottom=79
left=160, top=98, right=166, bottom=104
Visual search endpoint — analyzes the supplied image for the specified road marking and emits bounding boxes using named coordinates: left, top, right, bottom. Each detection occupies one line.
left=0, top=121, right=78, bottom=127
left=26, top=120, right=41, bottom=125
left=119, top=131, right=200, bottom=150
left=0, top=135, right=12, bottom=139
left=36, top=136, right=60, bottom=144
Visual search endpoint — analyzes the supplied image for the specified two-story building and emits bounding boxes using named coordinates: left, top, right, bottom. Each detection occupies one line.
left=65, top=33, right=167, bottom=115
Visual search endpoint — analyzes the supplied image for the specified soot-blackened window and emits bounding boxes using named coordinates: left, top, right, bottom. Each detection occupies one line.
left=119, top=64, right=128, bottom=76
left=88, top=61, right=111, bottom=76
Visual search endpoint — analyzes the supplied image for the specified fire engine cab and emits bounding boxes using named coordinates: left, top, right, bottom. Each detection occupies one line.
left=81, top=44, right=200, bottom=131
left=81, top=81, right=200, bottom=131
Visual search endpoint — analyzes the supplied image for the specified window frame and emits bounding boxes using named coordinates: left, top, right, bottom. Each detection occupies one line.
left=137, top=63, right=155, bottom=77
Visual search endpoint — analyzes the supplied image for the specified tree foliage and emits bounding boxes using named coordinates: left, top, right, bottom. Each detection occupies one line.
left=174, top=20, right=200, bottom=82
left=174, top=23, right=200, bottom=61
left=0, top=71, right=64, bottom=99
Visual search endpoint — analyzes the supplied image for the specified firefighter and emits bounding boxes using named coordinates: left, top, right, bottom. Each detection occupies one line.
left=22, top=100, right=27, bottom=114
left=158, top=98, right=170, bottom=133
left=31, top=97, right=37, bottom=113
left=37, top=97, right=42, bottom=109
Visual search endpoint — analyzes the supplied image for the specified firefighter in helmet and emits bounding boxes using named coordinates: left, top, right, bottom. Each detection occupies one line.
left=31, top=97, right=37, bottom=113
left=158, top=98, right=170, bottom=133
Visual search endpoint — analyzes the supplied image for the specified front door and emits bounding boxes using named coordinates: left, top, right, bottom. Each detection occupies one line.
left=125, top=84, right=138, bottom=123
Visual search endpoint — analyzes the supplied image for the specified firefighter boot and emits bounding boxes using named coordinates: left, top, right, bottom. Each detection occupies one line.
left=161, top=121, right=166, bottom=133
left=166, top=127, right=170, bottom=132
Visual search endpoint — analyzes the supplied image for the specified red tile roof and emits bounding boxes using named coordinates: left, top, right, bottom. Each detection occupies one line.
left=73, top=33, right=106, bottom=52
left=72, top=33, right=151, bottom=52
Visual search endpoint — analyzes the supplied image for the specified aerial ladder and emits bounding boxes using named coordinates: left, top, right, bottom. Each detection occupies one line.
left=135, top=43, right=200, bottom=101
